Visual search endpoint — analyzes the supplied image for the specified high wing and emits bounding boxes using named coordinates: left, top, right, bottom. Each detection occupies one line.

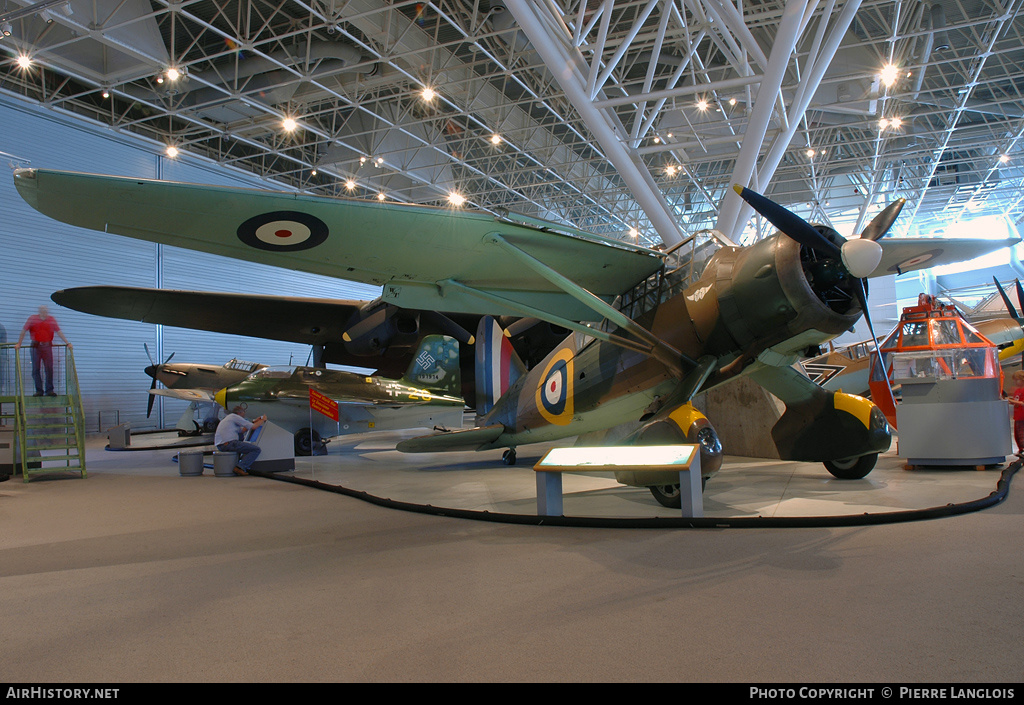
left=875, top=237, right=1019, bottom=276
left=52, top=286, right=366, bottom=347
left=15, top=169, right=664, bottom=323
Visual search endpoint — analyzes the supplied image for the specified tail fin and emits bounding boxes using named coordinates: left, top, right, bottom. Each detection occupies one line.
left=475, top=316, right=527, bottom=414
left=400, top=335, right=461, bottom=397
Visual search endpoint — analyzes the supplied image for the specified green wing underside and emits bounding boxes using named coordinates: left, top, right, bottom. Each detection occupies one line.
left=15, top=169, right=664, bottom=321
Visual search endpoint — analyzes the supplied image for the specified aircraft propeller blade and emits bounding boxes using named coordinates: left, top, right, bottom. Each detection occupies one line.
left=732, top=184, right=842, bottom=259
left=144, top=343, right=155, bottom=366
left=502, top=317, right=541, bottom=338
left=853, top=279, right=898, bottom=418
left=421, top=311, right=475, bottom=345
left=147, top=376, right=157, bottom=418
left=859, top=198, right=907, bottom=242
left=993, top=277, right=1021, bottom=319
left=342, top=307, right=392, bottom=342
left=1016, top=279, right=1024, bottom=319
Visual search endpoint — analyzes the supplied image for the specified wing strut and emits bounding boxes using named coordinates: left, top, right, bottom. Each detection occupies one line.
left=480, top=234, right=695, bottom=375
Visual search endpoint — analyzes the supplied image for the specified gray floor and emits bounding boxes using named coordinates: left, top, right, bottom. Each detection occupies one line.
left=1, top=429, right=1022, bottom=682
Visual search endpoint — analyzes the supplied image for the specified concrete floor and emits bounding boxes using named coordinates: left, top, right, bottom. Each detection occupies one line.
left=1, top=429, right=1022, bottom=682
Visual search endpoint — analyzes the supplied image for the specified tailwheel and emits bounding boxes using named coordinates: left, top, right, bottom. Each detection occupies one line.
left=502, top=448, right=517, bottom=466
left=823, top=453, right=877, bottom=479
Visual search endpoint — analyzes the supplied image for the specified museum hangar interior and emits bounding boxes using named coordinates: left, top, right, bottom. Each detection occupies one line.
left=1, top=0, right=1024, bottom=683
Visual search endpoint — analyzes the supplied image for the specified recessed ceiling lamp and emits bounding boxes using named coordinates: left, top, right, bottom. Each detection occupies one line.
left=282, top=117, right=298, bottom=132
left=880, top=63, right=899, bottom=88
left=447, top=191, right=466, bottom=207
left=165, top=145, right=179, bottom=158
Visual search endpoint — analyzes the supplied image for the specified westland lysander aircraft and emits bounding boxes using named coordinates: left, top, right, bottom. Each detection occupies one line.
left=13, top=169, right=1017, bottom=506
left=206, top=334, right=464, bottom=455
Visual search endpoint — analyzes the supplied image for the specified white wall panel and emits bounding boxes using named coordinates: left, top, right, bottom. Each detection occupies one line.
left=0, top=94, right=380, bottom=432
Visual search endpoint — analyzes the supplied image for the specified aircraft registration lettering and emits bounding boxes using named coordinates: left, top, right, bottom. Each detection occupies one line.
left=536, top=347, right=574, bottom=425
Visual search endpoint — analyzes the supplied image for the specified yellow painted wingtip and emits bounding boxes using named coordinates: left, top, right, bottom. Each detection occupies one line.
left=468, top=335, right=475, bottom=345
left=732, top=184, right=744, bottom=196
left=342, top=332, right=352, bottom=342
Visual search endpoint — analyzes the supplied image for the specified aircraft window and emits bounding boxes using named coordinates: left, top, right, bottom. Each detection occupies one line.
left=251, top=366, right=296, bottom=380
left=880, top=329, right=900, bottom=351
left=963, top=327, right=986, bottom=345
left=227, top=359, right=260, bottom=372
left=931, top=319, right=961, bottom=346
left=901, top=322, right=929, bottom=347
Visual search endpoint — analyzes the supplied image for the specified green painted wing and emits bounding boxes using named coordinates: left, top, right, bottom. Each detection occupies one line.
left=15, top=169, right=664, bottom=321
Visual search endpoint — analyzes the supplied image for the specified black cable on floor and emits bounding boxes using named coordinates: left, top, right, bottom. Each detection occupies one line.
left=252, top=458, right=1020, bottom=529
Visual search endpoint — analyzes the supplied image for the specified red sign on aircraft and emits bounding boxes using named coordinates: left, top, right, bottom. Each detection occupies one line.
left=309, top=387, right=339, bottom=421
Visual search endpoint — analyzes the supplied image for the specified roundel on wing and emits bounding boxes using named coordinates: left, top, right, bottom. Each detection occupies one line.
left=237, top=211, right=329, bottom=252
left=536, top=348, right=574, bottom=425
left=887, top=248, right=941, bottom=273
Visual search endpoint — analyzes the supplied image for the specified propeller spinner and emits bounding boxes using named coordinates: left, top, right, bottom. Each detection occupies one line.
left=733, top=185, right=906, bottom=414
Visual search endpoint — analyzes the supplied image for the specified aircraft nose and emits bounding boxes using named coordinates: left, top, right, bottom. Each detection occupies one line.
left=215, top=387, right=227, bottom=409
left=144, top=365, right=158, bottom=379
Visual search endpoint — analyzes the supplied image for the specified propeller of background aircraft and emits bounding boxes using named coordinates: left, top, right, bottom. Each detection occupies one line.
left=733, top=185, right=905, bottom=412
left=143, top=343, right=175, bottom=418
left=993, top=276, right=1024, bottom=367
left=340, top=302, right=475, bottom=354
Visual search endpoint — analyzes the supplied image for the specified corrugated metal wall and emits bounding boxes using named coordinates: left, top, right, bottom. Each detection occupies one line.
left=0, top=94, right=380, bottom=431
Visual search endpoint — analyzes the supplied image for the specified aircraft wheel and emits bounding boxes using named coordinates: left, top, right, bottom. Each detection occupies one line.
left=648, top=477, right=708, bottom=508
left=295, top=428, right=321, bottom=457
left=824, top=453, right=877, bottom=479
left=649, top=484, right=681, bottom=508
left=502, top=449, right=517, bottom=466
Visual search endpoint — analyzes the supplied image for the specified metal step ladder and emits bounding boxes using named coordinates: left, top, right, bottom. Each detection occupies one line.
left=0, top=343, right=87, bottom=481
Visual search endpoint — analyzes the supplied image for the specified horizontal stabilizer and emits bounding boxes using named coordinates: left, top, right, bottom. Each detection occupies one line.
left=396, top=424, right=505, bottom=453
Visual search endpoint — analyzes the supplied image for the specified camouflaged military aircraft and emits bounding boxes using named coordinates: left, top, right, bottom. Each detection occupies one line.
left=12, top=168, right=1018, bottom=507
left=160, top=335, right=464, bottom=454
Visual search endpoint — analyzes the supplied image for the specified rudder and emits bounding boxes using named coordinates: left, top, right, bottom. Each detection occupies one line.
left=475, top=316, right=526, bottom=414
left=400, top=335, right=461, bottom=397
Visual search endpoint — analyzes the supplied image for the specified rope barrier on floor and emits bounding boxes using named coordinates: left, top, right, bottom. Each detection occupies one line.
left=253, top=458, right=1020, bottom=529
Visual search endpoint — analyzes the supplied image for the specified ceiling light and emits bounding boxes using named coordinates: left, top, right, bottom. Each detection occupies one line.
left=282, top=117, right=298, bottom=132
left=890, top=117, right=903, bottom=128
left=696, top=99, right=708, bottom=111
left=377, top=192, right=386, bottom=201
left=665, top=165, right=677, bottom=176
left=1, top=22, right=12, bottom=37
left=653, top=136, right=660, bottom=144
left=156, top=76, right=164, bottom=84
left=447, top=191, right=466, bottom=207
left=310, top=169, right=317, bottom=176
left=16, top=55, right=31, bottom=69
left=490, top=134, right=501, bottom=145
left=345, top=179, right=356, bottom=190
left=806, top=149, right=815, bottom=158
left=728, top=97, right=737, bottom=106
left=101, top=89, right=110, bottom=99
left=999, top=154, right=1010, bottom=164
left=166, top=67, right=181, bottom=81
left=880, top=63, right=899, bottom=88
left=878, top=117, right=890, bottom=129
left=422, top=87, right=436, bottom=101
left=165, top=145, right=179, bottom=158
left=629, top=227, right=639, bottom=239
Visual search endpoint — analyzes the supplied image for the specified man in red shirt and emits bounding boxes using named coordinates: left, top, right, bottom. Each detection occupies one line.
left=15, top=306, right=72, bottom=396
left=1008, top=370, right=1024, bottom=455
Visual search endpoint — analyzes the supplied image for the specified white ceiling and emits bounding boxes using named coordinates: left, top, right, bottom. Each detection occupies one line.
left=1, top=0, right=1022, bottom=248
